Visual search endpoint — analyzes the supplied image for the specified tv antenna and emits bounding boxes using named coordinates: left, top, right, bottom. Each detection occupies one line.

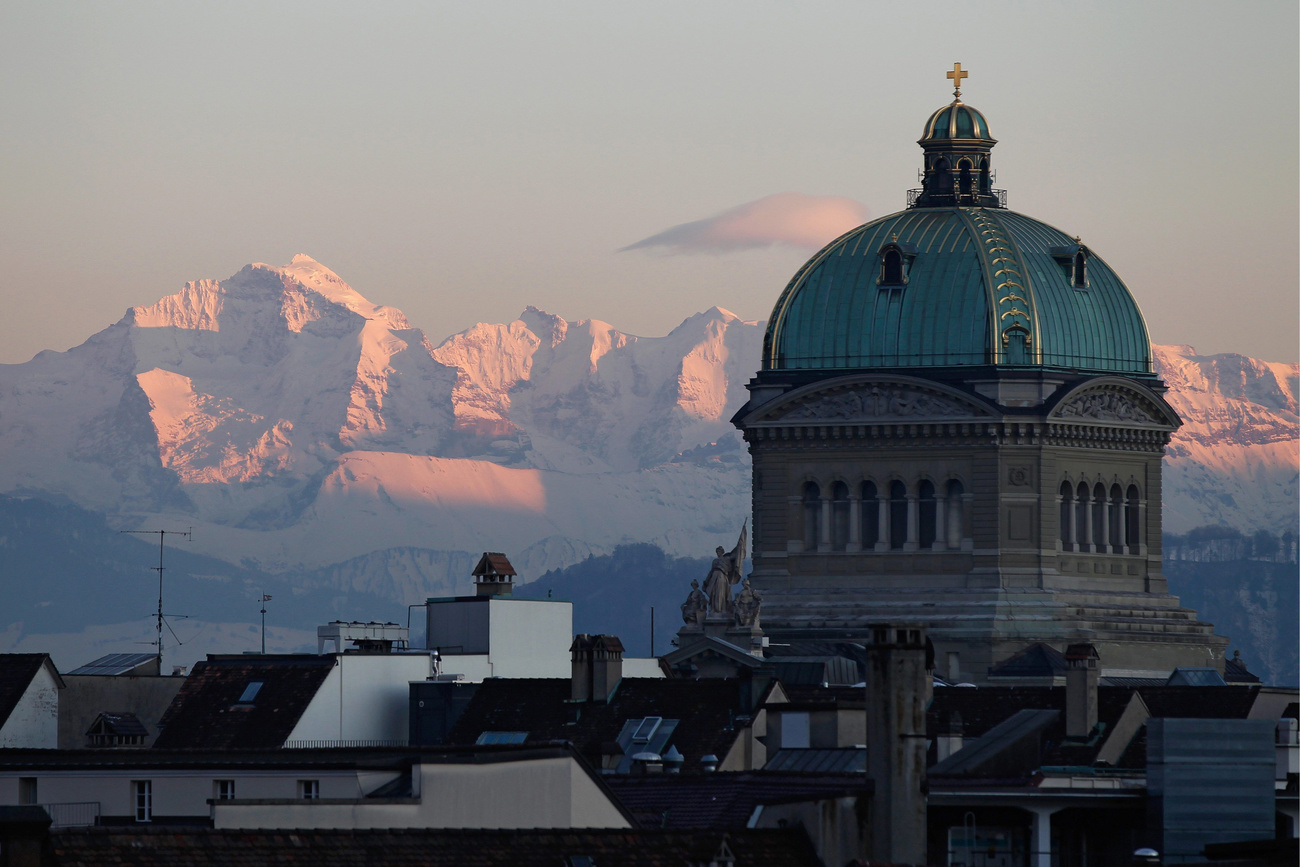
left=120, top=528, right=192, bottom=669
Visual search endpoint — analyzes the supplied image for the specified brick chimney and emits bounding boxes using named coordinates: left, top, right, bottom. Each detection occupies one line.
left=570, top=634, right=624, bottom=703
left=864, top=624, right=932, bottom=866
left=1065, top=643, right=1100, bottom=738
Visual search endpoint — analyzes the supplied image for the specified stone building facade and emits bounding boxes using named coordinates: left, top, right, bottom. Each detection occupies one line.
left=731, top=70, right=1225, bottom=682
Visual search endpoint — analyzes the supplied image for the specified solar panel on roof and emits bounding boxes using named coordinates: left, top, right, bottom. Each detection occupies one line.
left=66, top=652, right=157, bottom=676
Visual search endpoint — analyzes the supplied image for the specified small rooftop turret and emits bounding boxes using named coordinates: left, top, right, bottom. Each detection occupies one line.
left=473, top=552, right=517, bottom=597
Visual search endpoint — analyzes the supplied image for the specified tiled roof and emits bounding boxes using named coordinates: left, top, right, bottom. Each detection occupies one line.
left=472, top=552, right=516, bottom=577
left=605, top=770, right=870, bottom=829
left=445, top=677, right=769, bottom=770
left=0, top=654, right=53, bottom=728
left=154, top=655, right=336, bottom=749
left=46, top=827, right=822, bottom=866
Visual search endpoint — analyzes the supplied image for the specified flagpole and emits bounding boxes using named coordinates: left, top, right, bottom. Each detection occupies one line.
left=260, top=593, right=268, bottom=654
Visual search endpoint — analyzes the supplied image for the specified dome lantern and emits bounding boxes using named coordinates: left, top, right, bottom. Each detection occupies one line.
left=911, top=63, right=1004, bottom=209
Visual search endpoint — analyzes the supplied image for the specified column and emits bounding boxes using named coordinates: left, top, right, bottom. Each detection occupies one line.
left=904, top=494, right=919, bottom=551
left=819, top=497, right=832, bottom=552
left=1101, top=498, right=1112, bottom=553
left=1028, top=806, right=1054, bottom=867
left=876, top=492, right=889, bottom=552
left=1138, top=499, right=1148, bottom=555
left=948, top=497, right=963, bottom=549
left=847, top=494, right=862, bottom=552
left=933, top=491, right=947, bottom=551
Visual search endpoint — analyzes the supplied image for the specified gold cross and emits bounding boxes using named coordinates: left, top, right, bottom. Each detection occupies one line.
left=947, top=62, right=968, bottom=97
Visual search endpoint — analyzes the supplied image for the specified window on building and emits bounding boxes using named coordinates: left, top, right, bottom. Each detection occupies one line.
left=1092, top=483, right=1107, bottom=549
left=781, top=712, right=811, bottom=749
left=918, top=480, right=937, bottom=548
left=860, top=481, right=879, bottom=549
left=830, top=482, right=850, bottom=551
left=215, top=780, right=235, bottom=801
left=298, top=780, right=320, bottom=800
left=881, top=249, right=905, bottom=285
left=237, top=681, right=263, bottom=704
left=1059, top=482, right=1074, bottom=547
left=1075, top=482, right=1090, bottom=547
left=1110, top=484, right=1124, bottom=551
left=889, top=481, right=908, bottom=550
left=630, top=717, right=662, bottom=744
left=475, top=731, right=529, bottom=745
left=1125, top=485, right=1141, bottom=548
left=802, top=482, right=821, bottom=550
left=1072, top=251, right=1088, bottom=288
left=18, top=778, right=37, bottom=806
left=133, top=780, right=152, bottom=822
left=958, top=159, right=973, bottom=196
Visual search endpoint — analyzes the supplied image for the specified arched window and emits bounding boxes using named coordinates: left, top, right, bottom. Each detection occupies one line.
left=1072, top=251, right=1088, bottom=288
left=881, top=249, right=905, bottom=285
left=831, top=482, right=850, bottom=551
left=1092, top=483, right=1107, bottom=549
left=861, top=481, right=880, bottom=549
left=958, top=159, right=973, bottom=196
left=935, top=158, right=952, bottom=194
left=918, top=480, right=937, bottom=548
left=1075, top=482, right=1090, bottom=549
left=802, top=482, right=821, bottom=551
left=889, top=481, right=908, bottom=550
left=945, top=479, right=965, bottom=548
left=1059, top=481, right=1074, bottom=547
left=1109, top=484, right=1124, bottom=551
left=1125, top=485, right=1141, bottom=549
left=979, top=158, right=991, bottom=193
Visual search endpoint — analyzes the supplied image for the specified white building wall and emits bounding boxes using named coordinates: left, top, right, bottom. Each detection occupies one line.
left=485, top=599, right=572, bottom=678
left=0, top=664, right=59, bottom=749
left=214, top=756, right=630, bottom=830
left=288, top=653, right=433, bottom=744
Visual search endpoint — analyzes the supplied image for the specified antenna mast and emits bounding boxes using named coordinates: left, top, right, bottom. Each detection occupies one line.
left=121, top=528, right=192, bottom=669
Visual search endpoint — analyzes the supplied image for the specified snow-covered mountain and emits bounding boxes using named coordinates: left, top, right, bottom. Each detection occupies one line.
left=0, top=256, right=761, bottom=594
left=0, top=257, right=1293, bottom=616
left=1155, top=345, right=1298, bottom=536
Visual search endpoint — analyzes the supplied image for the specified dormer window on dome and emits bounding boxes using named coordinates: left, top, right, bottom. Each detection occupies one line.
left=877, top=238, right=918, bottom=288
left=1050, top=241, right=1090, bottom=289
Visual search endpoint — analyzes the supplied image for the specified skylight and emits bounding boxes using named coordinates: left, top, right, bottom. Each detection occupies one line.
left=476, top=731, right=528, bottom=745
left=631, top=716, right=662, bottom=744
left=237, top=681, right=264, bottom=703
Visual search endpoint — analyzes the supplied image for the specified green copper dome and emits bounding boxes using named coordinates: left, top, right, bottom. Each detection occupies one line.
left=921, top=101, right=993, bottom=142
left=762, top=207, right=1154, bottom=375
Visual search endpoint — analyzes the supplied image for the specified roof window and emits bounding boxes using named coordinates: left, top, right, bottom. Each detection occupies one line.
left=237, top=681, right=263, bottom=704
left=631, top=716, right=662, bottom=744
left=1049, top=241, right=1089, bottom=289
left=475, top=731, right=528, bottom=745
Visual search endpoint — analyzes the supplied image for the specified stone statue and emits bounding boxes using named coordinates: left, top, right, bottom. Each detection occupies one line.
left=733, top=579, right=762, bottom=627
left=680, top=579, right=706, bottom=626
left=703, top=522, right=747, bottom=615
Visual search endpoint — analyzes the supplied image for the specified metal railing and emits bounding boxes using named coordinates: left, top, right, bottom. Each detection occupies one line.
left=41, top=801, right=100, bottom=828
left=907, top=188, right=1007, bottom=208
left=282, top=739, right=407, bottom=749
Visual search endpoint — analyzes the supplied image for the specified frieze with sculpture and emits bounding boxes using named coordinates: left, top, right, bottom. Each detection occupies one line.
left=1056, top=391, right=1160, bottom=424
left=781, top=386, right=972, bottom=421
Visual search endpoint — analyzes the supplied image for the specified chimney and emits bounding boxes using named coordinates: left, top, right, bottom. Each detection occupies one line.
left=864, top=624, right=932, bottom=867
left=473, top=552, right=517, bottom=597
left=570, top=634, right=624, bottom=703
left=936, top=710, right=964, bottom=761
left=1065, top=643, right=1100, bottom=738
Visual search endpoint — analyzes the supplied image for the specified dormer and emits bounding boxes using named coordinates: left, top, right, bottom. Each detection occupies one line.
left=877, top=239, right=919, bottom=288
left=1049, top=241, right=1090, bottom=289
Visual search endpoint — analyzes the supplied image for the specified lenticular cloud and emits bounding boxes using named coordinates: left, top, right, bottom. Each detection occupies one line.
left=621, top=192, right=869, bottom=254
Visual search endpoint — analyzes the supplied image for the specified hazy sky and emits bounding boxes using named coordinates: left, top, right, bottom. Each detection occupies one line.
left=2, top=1, right=1296, bottom=364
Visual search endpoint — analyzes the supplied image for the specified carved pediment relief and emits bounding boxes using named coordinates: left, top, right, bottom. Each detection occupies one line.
left=771, top=382, right=990, bottom=423
left=1049, top=380, right=1179, bottom=428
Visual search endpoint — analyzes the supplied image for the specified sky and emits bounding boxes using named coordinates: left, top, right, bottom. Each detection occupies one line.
left=1, top=1, right=1296, bottom=364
